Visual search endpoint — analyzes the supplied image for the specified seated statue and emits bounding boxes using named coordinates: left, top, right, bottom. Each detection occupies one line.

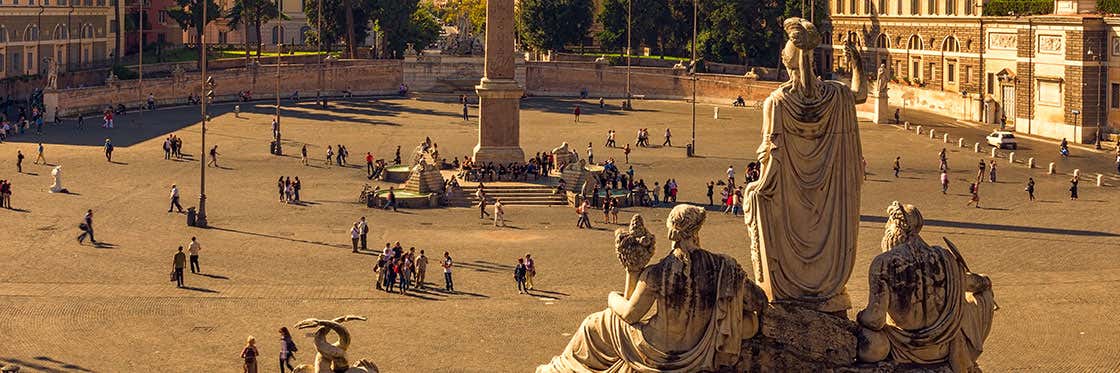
left=551, top=142, right=579, bottom=170
left=857, top=202, right=997, bottom=372
left=539, top=205, right=765, bottom=372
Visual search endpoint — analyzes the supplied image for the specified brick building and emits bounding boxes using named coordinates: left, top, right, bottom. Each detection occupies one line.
left=0, top=0, right=115, bottom=78
left=828, top=0, right=1113, bottom=143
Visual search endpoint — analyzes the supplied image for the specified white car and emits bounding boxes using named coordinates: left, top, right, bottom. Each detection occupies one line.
left=986, top=131, right=1017, bottom=149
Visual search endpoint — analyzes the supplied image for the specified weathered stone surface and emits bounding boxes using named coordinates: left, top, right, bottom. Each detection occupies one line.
left=735, top=303, right=857, bottom=372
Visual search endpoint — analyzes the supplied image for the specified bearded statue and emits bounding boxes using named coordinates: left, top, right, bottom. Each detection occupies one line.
left=856, top=202, right=997, bottom=372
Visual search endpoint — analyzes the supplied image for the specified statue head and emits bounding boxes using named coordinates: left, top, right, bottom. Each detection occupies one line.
left=882, top=201, right=924, bottom=251
left=615, top=214, right=656, bottom=272
left=667, top=204, right=705, bottom=246
left=781, top=18, right=820, bottom=93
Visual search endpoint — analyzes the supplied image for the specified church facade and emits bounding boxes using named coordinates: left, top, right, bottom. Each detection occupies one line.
left=828, top=0, right=1115, bottom=143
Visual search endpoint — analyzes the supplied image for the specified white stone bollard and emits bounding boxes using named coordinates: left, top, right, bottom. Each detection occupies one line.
left=929, top=130, right=936, bottom=139
left=1073, top=169, right=1080, bottom=178
left=916, top=125, right=922, bottom=134
left=904, top=121, right=911, bottom=130
left=958, top=138, right=965, bottom=147
left=714, top=107, right=719, bottom=119
left=974, top=143, right=980, bottom=152
left=1028, top=157, right=1035, bottom=168
left=1048, top=162, right=1056, bottom=175
left=1098, top=174, right=1104, bottom=186
left=1009, top=152, right=1015, bottom=163
left=943, top=133, right=949, bottom=143
left=990, top=147, right=998, bottom=158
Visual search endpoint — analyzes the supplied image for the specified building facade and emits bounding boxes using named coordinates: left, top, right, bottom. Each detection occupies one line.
left=0, top=0, right=115, bottom=78
left=829, top=0, right=1112, bottom=143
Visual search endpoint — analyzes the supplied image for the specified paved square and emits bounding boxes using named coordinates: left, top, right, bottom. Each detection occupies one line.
left=1, top=97, right=1118, bottom=371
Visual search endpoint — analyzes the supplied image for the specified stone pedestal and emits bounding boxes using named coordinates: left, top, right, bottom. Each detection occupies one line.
left=871, top=91, right=889, bottom=124
left=473, top=0, right=525, bottom=165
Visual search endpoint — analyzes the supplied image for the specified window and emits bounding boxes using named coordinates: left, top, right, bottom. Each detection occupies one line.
left=928, top=0, right=936, bottom=14
left=987, top=73, right=995, bottom=94
left=946, top=0, right=956, bottom=14
left=218, top=31, right=227, bottom=44
left=946, top=62, right=956, bottom=83
left=159, top=10, right=167, bottom=24
left=1037, top=80, right=1061, bottom=106
left=943, top=36, right=960, bottom=52
left=1111, top=83, right=1120, bottom=108
left=838, top=0, right=845, bottom=14
left=850, top=0, right=857, bottom=13
left=897, top=0, right=903, bottom=14
left=964, top=66, right=971, bottom=84
left=965, top=0, right=975, bottom=14
left=911, top=60, right=920, bottom=79
left=876, top=33, right=889, bottom=49
left=907, top=35, right=923, bottom=50
left=0, top=53, right=4, bottom=73
left=0, top=27, right=6, bottom=43
left=879, top=0, right=887, bottom=13
left=910, top=0, right=919, bottom=14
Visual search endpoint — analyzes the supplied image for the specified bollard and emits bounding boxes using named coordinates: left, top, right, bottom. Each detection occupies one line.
left=929, top=129, right=935, bottom=139
left=974, top=143, right=980, bottom=152
left=1048, top=162, right=1056, bottom=175
left=990, top=147, right=997, bottom=158
left=1073, top=169, right=1080, bottom=178
left=958, top=138, right=965, bottom=147
left=943, top=133, right=949, bottom=143
left=1098, top=174, right=1104, bottom=186
left=1028, top=157, right=1035, bottom=168
left=916, top=125, right=922, bottom=134
left=904, top=121, right=911, bottom=130
left=1009, top=152, right=1015, bottom=164
left=714, top=107, right=719, bottom=119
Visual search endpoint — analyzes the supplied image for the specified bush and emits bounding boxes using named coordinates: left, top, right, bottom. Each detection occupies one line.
left=1099, top=0, right=1120, bottom=13
left=111, top=64, right=140, bottom=80
left=984, top=0, right=1053, bottom=16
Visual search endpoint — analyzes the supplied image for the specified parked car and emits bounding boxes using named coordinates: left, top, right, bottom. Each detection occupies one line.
left=986, top=131, right=1017, bottom=149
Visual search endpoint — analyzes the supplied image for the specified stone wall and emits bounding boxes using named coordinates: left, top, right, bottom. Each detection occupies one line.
left=524, top=61, right=780, bottom=104
left=402, top=55, right=527, bottom=93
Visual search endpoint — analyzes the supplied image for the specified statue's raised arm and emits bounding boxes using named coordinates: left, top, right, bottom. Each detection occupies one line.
left=845, top=41, right=868, bottom=104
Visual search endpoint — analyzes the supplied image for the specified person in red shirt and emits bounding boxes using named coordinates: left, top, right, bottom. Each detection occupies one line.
left=365, top=152, right=375, bottom=177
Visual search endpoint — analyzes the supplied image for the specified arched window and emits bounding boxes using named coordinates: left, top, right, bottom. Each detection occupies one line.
left=54, top=24, right=68, bottom=40
left=907, top=35, right=923, bottom=50
left=81, top=24, right=95, bottom=38
left=876, top=33, right=890, bottom=49
left=271, top=26, right=284, bottom=45
left=943, top=36, right=960, bottom=52
left=0, top=26, right=8, bottom=43
left=25, top=25, right=40, bottom=41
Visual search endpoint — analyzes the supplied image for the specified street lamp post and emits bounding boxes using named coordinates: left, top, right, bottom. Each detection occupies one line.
left=68, top=4, right=74, bottom=72
left=274, top=0, right=282, bottom=154
left=196, top=6, right=210, bottom=228
left=690, top=0, right=697, bottom=155
left=1089, top=49, right=1104, bottom=149
left=138, top=0, right=144, bottom=126
left=38, top=5, right=44, bottom=75
left=625, top=0, right=631, bottom=110
left=317, top=0, right=323, bottom=105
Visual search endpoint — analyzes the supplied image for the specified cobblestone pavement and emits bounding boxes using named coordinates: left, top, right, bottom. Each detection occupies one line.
left=0, top=97, right=1118, bottom=372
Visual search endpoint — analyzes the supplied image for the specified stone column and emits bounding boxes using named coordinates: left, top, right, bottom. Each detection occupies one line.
left=473, top=0, right=525, bottom=165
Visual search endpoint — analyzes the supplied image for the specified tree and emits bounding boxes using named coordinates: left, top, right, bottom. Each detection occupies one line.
left=167, top=0, right=221, bottom=65
left=371, top=0, right=440, bottom=59
left=226, top=0, right=285, bottom=58
left=407, top=3, right=443, bottom=55
left=517, top=0, right=594, bottom=52
left=439, top=0, right=486, bottom=35
left=303, top=0, right=373, bottom=54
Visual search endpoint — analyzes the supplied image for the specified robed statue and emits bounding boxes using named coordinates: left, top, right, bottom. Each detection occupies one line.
left=744, top=17, right=867, bottom=313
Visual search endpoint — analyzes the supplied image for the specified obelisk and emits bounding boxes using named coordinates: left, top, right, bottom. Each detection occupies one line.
left=473, top=0, right=525, bottom=165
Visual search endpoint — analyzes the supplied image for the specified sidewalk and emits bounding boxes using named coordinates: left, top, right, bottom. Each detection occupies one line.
left=957, top=119, right=1119, bottom=155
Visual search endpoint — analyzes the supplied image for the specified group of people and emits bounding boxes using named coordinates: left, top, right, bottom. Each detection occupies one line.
left=237, top=328, right=301, bottom=373
left=0, top=106, right=45, bottom=141
left=171, top=237, right=204, bottom=288
left=632, top=127, right=672, bottom=148
left=325, top=144, right=351, bottom=167
left=0, top=179, right=12, bottom=208
left=276, top=176, right=303, bottom=203
left=373, top=244, right=454, bottom=294
left=162, top=134, right=187, bottom=160
left=458, top=157, right=544, bottom=183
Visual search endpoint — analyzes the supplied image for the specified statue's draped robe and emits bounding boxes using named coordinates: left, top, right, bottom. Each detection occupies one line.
left=538, top=250, right=753, bottom=373
left=745, top=79, right=863, bottom=311
left=861, top=243, right=996, bottom=369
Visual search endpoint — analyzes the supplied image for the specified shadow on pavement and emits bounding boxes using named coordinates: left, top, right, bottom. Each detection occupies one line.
left=860, top=215, right=1120, bottom=237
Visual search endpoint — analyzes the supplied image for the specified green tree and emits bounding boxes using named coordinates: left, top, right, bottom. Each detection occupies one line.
left=226, top=0, right=285, bottom=58
left=407, top=3, right=443, bottom=55
left=167, top=0, right=222, bottom=66
left=303, top=0, right=373, bottom=54
left=370, top=0, right=441, bottom=58
left=517, top=0, right=594, bottom=52
left=439, top=0, right=486, bottom=35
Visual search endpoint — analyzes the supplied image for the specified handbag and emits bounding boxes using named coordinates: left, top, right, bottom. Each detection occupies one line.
left=169, top=270, right=176, bottom=282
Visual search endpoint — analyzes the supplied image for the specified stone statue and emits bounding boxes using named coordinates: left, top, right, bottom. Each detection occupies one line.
left=856, top=202, right=996, bottom=372
left=875, top=63, right=890, bottom=95
left=44, top=57, right=59, bottom=90
left=171, top=64, right=187, bottom=84
left=105, top=71, right=119, bottom=87
left=744, top=17, right=867, bottom=314
left=292, top=316, right=379, bottom=373
left=49, top=166, right=66, bottom=193
left=551, top=142, right=579, bottom=171
left=539, top=205, right=764, bottom=372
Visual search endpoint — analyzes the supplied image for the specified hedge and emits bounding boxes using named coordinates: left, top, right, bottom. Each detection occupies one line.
left=983, top=0, right=1053, bottom=15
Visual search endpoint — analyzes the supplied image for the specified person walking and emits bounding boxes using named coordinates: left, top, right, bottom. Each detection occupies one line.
left=188, top=237, right=202, bottom=274
left=663, top=127, right=672, bottom=147
left=940, top=170, right=949, bottom=194
left=442, top=252, right=455, bottom=292
left=976, top=159, right=986, bottom=183
left=415, top=250, right=429, bottom=289
left=240, top=336, right=259, bottom=373
left=207, top=145, right=220, bottom=167
left=726, top=165, right=735, bottom=185
left=573, top=105, right=581, bottom=123
left=988, top=160, right=997, bottom=183
left=104, top=138, right=114, bottom=162
left=384, top=187, right=397, bottom=211
left=493, top=198, right=506, bottom=227
left=524, top=254, right=536, bottom=290
left=278, top=327, right=298, bottom=373
left=938, top=148, right=947, bottom=171
left=301, top=145, right=309, bottom=166
left=1026, top=177, right=1036, bottom=201
left=15, top=150, right=23, bottom=173
left=462, top=101, right=469, bottom=121
left=893, top=108, right=900, bottom=124
left=892, top=157, right=901, bottom=178
left=77, top=209, right=96, bottom=244
left=349, top=222, right=361, bottom=253
left=514, top=258, right=528, bottom=294
left=576, top=200, right=591, bottom=229
left=34, top=142, right=45, bottom=164
left=365, top=152, right=374, bottom=177
left=623, top=144, right=631, bottom=164
left=1069, top=176, right=1079, bottom=200
left=173, top=246, right=186, bottom=288
left=477, top=187, right=490, bottom=219
left=358, top=216, right=368, bottom=251
left=587, top=142, right=594, bottom=164
left=706, top=181, right=715, bottom=206
left=168, top=184, right=184, bottom=213
left=966, top=183, right=980, bottom=208
left=325, top=146, right=334, bottom=167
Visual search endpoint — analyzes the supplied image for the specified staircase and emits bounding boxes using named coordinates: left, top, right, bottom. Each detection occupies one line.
left=447, top=183, right=568, bottom=207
